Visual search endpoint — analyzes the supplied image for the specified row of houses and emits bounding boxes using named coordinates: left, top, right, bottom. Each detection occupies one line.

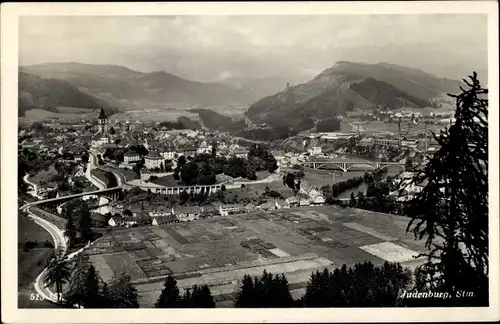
left=107, top=195, right=326, bottom=228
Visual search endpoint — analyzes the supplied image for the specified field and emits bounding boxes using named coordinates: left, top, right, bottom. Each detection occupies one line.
left=88, top=205, right=427, bottom=307
left=153, top=175, right=179, bottom=187
left=19, top=107, right=97, bottom=123
left=223, top=181, right=292, bottom=204
left=115, top=168, right=137, bottom=182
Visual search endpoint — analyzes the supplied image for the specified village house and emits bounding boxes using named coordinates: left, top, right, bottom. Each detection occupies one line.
left=309, top=195, right=326, bottom=206
left=174, top=206, right=202, bottom=221
left=233, top=148, right=249, bottom=159
left=285, top=196, right=299, bottom=207
left=244, top=202, right=256, bottom=213
left=299, top=181, right=322, bottom=200
left=200, top=205, right=218, bottom=218
left=180, top=146, right=197, bottom=158
left=218, top=204, right=241, bottom=216
left=299, top=199, right=311, bottom=207
left=197, top=141, right=212, bottom=155
left=68, top=165, right=87, bottom=185
left=149, top=206, right=175, bottom=217
left=152, top=214, right=179, bottom=226
left=144, top=150, right=164, bottom=170
left=274, top=199, right=290, bottom=209
left=124, top=151, right=141, bottom=164
left=159, top=144, right=177, bottom=160
left=307, top=146, right=322, bottom=156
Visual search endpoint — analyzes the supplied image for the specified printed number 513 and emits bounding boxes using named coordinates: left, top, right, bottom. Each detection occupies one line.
left=30, top=293, right=45, bottom=301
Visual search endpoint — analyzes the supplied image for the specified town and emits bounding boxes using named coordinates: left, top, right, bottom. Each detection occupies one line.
left=19, top=103, right=459, bottom=308
left=13, top=10, right=490, bottom=315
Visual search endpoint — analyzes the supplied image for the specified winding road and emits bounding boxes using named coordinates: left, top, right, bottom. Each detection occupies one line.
left=23, top=206, right=68, bottom=303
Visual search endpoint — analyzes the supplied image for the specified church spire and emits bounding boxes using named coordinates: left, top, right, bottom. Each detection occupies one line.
left=98, top=107, right=107, bottom=120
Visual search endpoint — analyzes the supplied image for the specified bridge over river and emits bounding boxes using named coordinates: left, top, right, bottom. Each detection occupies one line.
left=299, top=160, right=406, bottom=172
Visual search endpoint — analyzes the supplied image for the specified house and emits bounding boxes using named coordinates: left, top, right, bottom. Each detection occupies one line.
left=219, top=204, right=241, bottom=216
left=307, top=146, right=322, bottom=156
left=285, top=196, right=299, bottom=207
left=180, top=146, right=197, bottom=158
left=244, top=203, right=256, bottom=212
left=200, top=205, right=218, bottom=218
left=174, top=206, right=202, bottom=221
left=299, top=199, right=310, bottom=207
left=144, top=151, right=164, bottom=170
left=124, top=151, right=141, bottom=164
left=197, top=141, right=212, bottom=155
left=258, top=201, right=275, bottom=211
left=233, top=148, right=249, bottom=159
left=152, top=215, right=179, bottom=226
left=299, top=181, right=321, bottom=199
left=108, top=215, right=137, bottom=227
left=160, top=144, right=177, bottom=160
left=309, top=195, right=326, bottom=206
left=149, top=207, right=175, bottom=217
left=275, top=199, right=290, bottom=209
left=123, top=216, right=139, bottom=227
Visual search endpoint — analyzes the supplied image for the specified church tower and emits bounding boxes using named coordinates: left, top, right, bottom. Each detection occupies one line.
left=98, top=107, right=109, bottom=134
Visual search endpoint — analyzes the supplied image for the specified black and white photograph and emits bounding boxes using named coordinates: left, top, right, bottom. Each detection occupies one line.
left=1, top=1, right=499, bottom=323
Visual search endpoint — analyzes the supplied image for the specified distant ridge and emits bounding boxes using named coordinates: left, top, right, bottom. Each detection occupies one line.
left=20, top=62, right=255, bottom=111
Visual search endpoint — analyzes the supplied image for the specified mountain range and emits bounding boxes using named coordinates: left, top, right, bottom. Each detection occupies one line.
left=19, top=61, right=465, bottom=125
left=19, top=62, right=257, bottom=116
left=245, top=61, right=463, bottom=129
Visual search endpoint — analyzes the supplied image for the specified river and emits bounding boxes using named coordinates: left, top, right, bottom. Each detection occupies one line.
left=299, top=164, right=403, bottom=199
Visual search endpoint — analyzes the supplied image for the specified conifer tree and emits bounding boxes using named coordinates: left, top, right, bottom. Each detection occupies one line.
left=349, top=192, right=356, bottom=207
left=406, top=72, right=488, bottom=305
left=155, top=275, right=181, bottom=308
left=83, top=265, right=101, bottom=308
left=65, top=253, right=91, bottom=307
left=44, top=258, right=71, bottom=303
left=64, top=214, right=77, bottom=246
left=107, top=272, right=140, bottom=308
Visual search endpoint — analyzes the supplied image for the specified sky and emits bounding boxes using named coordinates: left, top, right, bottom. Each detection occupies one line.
left=19, top=15, right=488, bottom=82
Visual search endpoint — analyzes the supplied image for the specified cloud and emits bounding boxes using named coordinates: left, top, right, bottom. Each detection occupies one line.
left=19, top=14, right=488, bottom=80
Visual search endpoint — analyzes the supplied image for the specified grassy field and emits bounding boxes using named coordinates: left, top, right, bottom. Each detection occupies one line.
left=18, top=215, right=53, bottom=246
left=116, top=168, right=137, bottom=182
left=223, top=181, right=292, bottom=204
left=91, top=168, right=110, bottom=185
left=152, top=175, right=179, bottom=187
left=87, top=205, right=427, bottom=307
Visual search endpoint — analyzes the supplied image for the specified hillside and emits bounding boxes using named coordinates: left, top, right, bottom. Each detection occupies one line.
left=191, top=109, right=246, bottom=133
left=18, top=72, right=113, bottom=117
left=20, top=62, right=254, bottom=111
left=245, top=61, right=463, bottom=128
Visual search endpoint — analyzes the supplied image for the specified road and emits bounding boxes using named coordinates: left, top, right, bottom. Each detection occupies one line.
left=22, top=206, right=68, bottom=303
left=23, top=174, right=44, bottom=200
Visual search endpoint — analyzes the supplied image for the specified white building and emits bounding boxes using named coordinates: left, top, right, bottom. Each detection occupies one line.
left=308, top=146, right=322, bottom=156
left=124, top=152, right=141, bottom=164
left=144, top=151, right=164, bottom=170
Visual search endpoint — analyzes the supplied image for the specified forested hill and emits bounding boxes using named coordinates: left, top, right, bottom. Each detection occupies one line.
left=245, top=61, right=462, bottom=131
left=18, top=72, right=113, bottom=117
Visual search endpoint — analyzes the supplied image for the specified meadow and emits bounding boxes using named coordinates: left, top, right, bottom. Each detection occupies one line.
left=87, top=205, right=427, bottom=307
